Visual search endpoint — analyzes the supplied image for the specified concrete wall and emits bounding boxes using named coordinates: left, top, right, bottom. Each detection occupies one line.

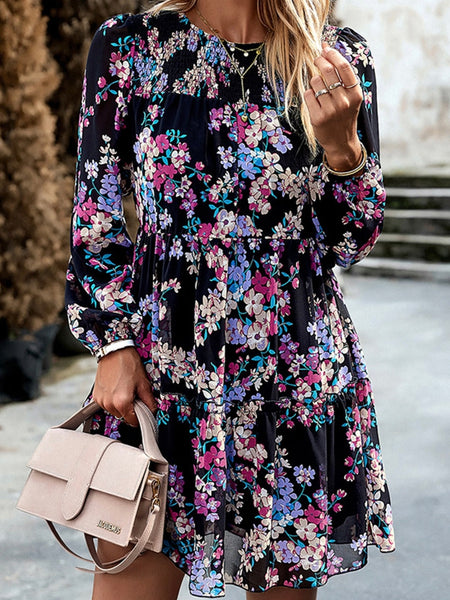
left=335, top=0, right=450, bottom=175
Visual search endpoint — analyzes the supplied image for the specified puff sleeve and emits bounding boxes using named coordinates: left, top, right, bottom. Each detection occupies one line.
left=308, top=28, right=386, bottom=270
left=65, top=15, right=140, bottom=356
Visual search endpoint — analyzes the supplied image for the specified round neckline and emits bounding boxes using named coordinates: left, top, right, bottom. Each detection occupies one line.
left=179, top=12, right=266, bottom=47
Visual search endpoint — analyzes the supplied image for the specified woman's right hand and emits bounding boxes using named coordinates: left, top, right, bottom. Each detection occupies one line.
left=92, top=346, right=157, bottom=427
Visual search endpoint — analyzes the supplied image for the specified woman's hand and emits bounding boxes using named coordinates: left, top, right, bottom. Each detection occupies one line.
left=92, top=347, right=157, bottom=427
left=304, top=43, right=364, bottom=171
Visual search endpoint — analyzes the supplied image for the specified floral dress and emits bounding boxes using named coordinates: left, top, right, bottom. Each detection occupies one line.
left=66, top=10, right=395, bottom=597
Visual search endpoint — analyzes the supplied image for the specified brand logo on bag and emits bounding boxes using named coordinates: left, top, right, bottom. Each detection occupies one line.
left=97, top=520, right=122, bottom=535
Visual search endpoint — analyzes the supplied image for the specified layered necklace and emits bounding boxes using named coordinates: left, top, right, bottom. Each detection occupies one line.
left=194, top=6, right=266, bottom=122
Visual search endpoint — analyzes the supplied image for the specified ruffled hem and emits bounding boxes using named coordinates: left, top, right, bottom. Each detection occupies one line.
left=89, top=381, right=395, bottom=597
left=164, top=541, right=394, bottom=597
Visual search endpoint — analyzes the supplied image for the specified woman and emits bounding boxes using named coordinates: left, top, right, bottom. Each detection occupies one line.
left=66, top=1, right=395, bottom=598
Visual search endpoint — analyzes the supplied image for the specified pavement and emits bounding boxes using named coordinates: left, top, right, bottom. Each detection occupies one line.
left=1, top=274, right=449, bottom=600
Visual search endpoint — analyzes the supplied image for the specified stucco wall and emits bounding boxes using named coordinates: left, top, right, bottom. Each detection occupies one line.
left=335, top=0, right=450, bottom=175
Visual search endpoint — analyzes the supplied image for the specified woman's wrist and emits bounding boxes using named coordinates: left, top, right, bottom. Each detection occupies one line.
left=323, top=141, right=367, bottom=177
left=322, top=138, right=362, bottom=173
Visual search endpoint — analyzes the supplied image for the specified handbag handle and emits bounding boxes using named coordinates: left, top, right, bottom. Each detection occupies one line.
left=57, top=399, right=168, bottom=469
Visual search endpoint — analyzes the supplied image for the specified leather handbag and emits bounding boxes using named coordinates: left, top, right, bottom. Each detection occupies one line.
left=16, top=399, right=168, bottom=574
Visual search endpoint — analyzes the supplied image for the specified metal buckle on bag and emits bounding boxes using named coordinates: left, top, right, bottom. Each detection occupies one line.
left=147, top=475, right=161, bottom=512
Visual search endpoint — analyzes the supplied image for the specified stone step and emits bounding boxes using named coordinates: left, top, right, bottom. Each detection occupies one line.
left=384, top=175, right=450, bottom=188
left=351, top=178, right=450, bottom=278
left=384, top=209, right=450, bottom=235
left=372, top=233, right=450, bottom=262
left=348, top=257, right=450, bottom=283
left=386, top=188, right=450, bottom=210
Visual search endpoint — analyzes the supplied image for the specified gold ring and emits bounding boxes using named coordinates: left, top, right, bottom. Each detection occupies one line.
left=329, top=81, right=343, bottom=91
left=315, top=88, right=330, bottom=99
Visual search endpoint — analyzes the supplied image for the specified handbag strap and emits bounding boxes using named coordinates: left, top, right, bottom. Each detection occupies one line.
left=57, top=400, right=168, bottom=471
left=46, top=503, right=161, bottom=574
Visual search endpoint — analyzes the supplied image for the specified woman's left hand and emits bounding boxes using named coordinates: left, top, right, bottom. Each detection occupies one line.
left=304, top=43, right=363, bottom=171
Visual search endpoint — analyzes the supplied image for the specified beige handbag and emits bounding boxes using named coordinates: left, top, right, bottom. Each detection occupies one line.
left=17, top=399, right=168, bottom=574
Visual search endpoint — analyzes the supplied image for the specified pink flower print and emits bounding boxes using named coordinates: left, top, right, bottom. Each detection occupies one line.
left=198, top=445, right=227, bottom=470
left=110, top=53, right=131, bottom=88
left=199, top=418, right=209, bottom=439
left=208, top=108, right=223, bottom=132
left=235, top=115, right=249, bottom=144
left=205, top=498, right=221, bottom=522
left=346, top=427, right=362, bottom=451
left=228, top=362, right=240, bottom=376
left=326, top=550, right=344, bottom=575
left=305, top=371, right=321, bottom=386
left=268, top=311, right=278, bottom=336
left=304, top=505, right=327, bottom=529
left=305, top=349, right=319, bottom=370
left=72, top=229, right=82, bottom=246
left=155, top=134, right=170, bottom=152
left=75, top=197, right=97, bottom=222
left=194, top=491, right=209, bottom=516
left=252, top=271, right=268, bottom=294
left=95, top=90, right=108, bottom=104
left=240, top=466, right=254, bottom=483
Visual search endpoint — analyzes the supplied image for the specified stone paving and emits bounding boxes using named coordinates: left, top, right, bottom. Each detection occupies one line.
left=1, top=275, right=449, bottom=600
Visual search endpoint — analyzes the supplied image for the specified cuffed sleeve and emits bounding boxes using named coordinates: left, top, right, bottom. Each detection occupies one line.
left=65, top=14, right=141, bottom=356
left=308, top=28, right=386, bottom=269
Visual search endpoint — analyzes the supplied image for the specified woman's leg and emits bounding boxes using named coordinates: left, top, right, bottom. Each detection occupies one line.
left=91, top=541, right=184, bottom=600
left=247, top=588, right=317, bottom=600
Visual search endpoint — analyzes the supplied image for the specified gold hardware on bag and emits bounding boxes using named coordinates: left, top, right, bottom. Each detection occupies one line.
left=147, top=475, right=161, bottom=512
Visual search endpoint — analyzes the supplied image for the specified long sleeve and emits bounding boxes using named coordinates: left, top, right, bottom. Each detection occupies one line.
left=65, top=15, right=140, bottom=356
left=308, top=28, right=386, bottom=270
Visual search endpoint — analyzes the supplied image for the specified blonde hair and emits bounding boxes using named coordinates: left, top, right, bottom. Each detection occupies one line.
left=148, top=0, right=330, bottom=152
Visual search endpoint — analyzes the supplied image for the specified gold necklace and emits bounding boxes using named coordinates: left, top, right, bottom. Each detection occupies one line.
left=230, top=44, right=262, bottom=58
left=194, top=6, right=265, bottom=122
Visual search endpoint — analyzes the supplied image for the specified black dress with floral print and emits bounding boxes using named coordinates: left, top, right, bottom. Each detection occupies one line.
left=66, top=11, right=395, bottom=597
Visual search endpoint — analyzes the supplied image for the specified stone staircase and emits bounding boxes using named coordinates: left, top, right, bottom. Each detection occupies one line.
left=348, top=175, right=450, bottom=282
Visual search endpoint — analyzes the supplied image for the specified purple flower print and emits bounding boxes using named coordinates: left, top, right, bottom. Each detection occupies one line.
left=277, top=540, right=301, bottom=564
left=294, top=465, right=316, bottom=487
left=238, top=147, right=258, bottom=180
left=218, top=146, right=236, bottom=169
left=187, top=32, right=198, bottom=51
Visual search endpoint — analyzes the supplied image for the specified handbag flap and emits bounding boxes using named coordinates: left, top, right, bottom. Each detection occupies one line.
left=27, top=429, right=150, bottom=519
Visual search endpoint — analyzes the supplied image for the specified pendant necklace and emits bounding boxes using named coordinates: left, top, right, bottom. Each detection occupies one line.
left=195, top=6, right=266, bottom=122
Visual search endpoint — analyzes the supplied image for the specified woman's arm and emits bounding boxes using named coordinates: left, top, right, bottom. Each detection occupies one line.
left=65, top=15, right=155, bottom=423
left=65, top=15, right=140, bottom=357
left=304, top=29, right=385, bottom=269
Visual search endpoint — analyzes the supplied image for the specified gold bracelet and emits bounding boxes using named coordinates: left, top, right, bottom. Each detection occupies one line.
left=323, top=143, right=368, bottom=177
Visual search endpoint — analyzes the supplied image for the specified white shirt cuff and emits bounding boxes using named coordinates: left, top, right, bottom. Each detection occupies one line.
left=95, top=340, right=135, bottom=361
